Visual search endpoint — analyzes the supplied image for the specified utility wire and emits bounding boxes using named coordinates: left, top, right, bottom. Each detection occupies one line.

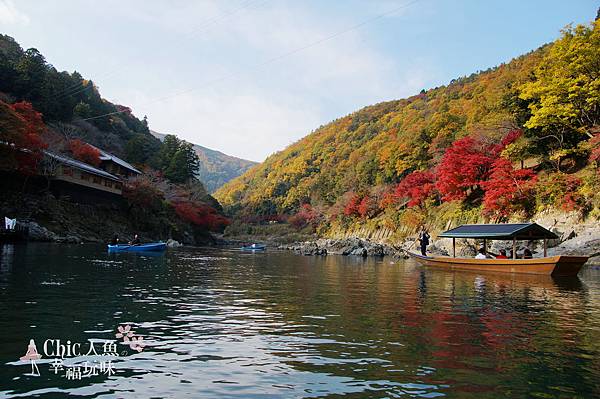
left=81, top=0, right=422, bottom=122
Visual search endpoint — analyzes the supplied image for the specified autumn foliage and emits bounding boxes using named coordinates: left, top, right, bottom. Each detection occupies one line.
left=343, top=193, right=362, bottom=217
left=69, top=139, right=101, bottom=167
left=435, top=136, right=498, bottom=202
left=389, top=130, right=532, bottom=217
left=395, top=170, right=437, bottom=207
left=357, top=196, right=377, bottom=218
left=588, top=134, right=600, bottom=164
left=482, top=159, right=537, bottom=219
left=0, top=101, right=47, bottom=174
left=173, top=201, right=230, bottom=232
left=288, top=203, right=321, bottom=229
left=123, top=177, right=164, bottom=210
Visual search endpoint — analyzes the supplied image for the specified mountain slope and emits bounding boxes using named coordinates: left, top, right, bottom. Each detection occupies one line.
left=150, top=131, right=256, bottom=192
left=215, top=20, right=600, bottom=234
left=215, top=50, right=543, bottom=213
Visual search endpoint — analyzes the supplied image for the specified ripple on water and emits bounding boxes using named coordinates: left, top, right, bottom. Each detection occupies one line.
left=2, top=246, right=600, bottom=398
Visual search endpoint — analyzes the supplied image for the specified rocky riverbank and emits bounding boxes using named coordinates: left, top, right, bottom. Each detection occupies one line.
left=280, top=212, right=600, bottom=266
left=278, top=237, right=450, bottom=259
left=1, top=191, right=214, bottom=245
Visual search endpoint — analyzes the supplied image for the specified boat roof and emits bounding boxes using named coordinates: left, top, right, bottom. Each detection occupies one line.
left=438, top=223, right=559, bottom=240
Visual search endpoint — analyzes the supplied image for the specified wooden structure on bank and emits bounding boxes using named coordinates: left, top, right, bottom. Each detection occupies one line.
left=42, top=146, right=141, bottom=202
left=410, top=223, right=588, bottom=277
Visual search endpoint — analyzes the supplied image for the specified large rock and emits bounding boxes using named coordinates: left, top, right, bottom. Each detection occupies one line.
left=350, top=247, right=367, bottom=257
left=23, top=221, right=59, bottom=242
left=283, top=237, right=405, bottom=258
left=166, top=239, right=183, bottom=248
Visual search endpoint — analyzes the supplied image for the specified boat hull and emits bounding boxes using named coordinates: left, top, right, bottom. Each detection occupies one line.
left=108, top=243, right=167, bottom=252
left=240, top=245, right=266, bottom=251
left=409, top=253, right=587, bottom=276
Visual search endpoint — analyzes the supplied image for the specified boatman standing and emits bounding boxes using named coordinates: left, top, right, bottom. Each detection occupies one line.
left=419, top=227, right=430, bottom=256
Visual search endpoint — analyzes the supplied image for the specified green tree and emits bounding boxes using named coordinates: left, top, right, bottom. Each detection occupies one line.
left=73, top=101, right=91, bottom=118
left=519, top=21, right=600, bottom=138
left=160, top=137, right=200, bottom=183
left=125, top=133, right=161, bottom=165
left=164, top=142, right=200, bottom=183
left=159, top=134, right=181, bottom=169
left=14, top=48, right=48, bottom=103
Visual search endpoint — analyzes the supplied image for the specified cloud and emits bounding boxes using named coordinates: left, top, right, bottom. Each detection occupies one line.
left=39, top=0, right=434, bottom=161
left=118, top=87, right=322, bottom=162
left=0, top=0, right=30, bottom=26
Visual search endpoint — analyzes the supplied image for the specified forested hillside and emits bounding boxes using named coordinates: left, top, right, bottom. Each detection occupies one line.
left=0, top=34, right=229, bottom=242
left=151, top=130, right=256, bottom=192
left=216, top=20, right=600, bottom=236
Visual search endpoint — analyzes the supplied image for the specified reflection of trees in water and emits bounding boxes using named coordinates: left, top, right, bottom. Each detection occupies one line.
left=2, top=247, right=599, bottom=397
left=0, top=244, right=14, bottom=272
left=239, top=255, right=599, bottom=397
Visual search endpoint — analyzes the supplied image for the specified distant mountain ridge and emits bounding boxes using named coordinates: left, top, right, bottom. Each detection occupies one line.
left=150, top=130, right=256, bottom=192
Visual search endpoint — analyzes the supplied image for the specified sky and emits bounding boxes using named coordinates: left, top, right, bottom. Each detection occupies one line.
left=0, top=0, right=597, bottom=162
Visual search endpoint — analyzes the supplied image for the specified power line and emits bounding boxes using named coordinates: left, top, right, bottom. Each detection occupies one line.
left=81, top=0, right=422, bottom=122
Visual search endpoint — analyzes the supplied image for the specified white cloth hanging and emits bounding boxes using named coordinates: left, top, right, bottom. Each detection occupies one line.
left=4, top=217, right=16, bottom=230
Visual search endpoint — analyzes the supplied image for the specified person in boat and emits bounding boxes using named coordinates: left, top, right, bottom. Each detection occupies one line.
left=475, top=248, right=488, bottom=259
left=418, top=227, right=430, bottom=256
left=130, top=234, right=141, bottom=245
left=522, top=248, right=533, bottom=259
left=490, top=249, right=508, bottom=259
left=109, top=234, right=119, bottom=245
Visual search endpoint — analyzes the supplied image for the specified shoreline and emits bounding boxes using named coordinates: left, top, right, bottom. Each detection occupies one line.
left=276, top=232, right=600, bottom=266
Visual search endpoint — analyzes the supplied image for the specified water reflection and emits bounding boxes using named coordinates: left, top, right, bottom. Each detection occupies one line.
left=0, top=243, right=14, bottom=271
left=0, top=244, right=599, bottom=398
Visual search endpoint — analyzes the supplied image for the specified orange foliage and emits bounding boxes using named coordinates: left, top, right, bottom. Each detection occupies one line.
left=69, top=139, right=101, bottom=167
left=10, top=101, right=47, bottom=174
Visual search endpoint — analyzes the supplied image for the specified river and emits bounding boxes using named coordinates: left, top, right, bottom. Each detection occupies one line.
left=1, top=243, right=599, bottom=398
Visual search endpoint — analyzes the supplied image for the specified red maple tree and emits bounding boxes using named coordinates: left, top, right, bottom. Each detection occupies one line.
left=394, top=170, right=437, bottom=207
left=482, top=158, right=536, bottom=219
left=357, top=195, right=377, bottom=218
left=289, top=203, right=321, bottom=228
left=174, top=201, right=230, bottom=232
left=69, top=139, right=101, bottom=167
left=499, top=129, right=523, bottom=149
left=435, top=136, right=498, bottom=202
left=343, top=193, right=362, bottom=216
left=10, top=101, right=47, bottom=174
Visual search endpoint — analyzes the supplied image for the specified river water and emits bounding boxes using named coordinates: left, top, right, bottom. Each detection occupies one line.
left=1, top=243, right=599, bottom=398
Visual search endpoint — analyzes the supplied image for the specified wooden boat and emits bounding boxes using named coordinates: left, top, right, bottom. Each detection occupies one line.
left=107, top=242, right=167, bottom=252
left=410, top=223, right=588, bottom=277
left=240, top=243, right=266, bottom=251
left=409, top=252, right=587, bottom=276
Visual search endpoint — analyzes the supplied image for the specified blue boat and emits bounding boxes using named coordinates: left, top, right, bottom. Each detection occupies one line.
left=107, top=242, right=167, bottom=252
left=240, top=243, right=266, bottom=251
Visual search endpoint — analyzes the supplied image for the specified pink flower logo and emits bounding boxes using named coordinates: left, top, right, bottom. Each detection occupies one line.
left=129, top=336, right=145, bottom=352
left=115, top=325, right=134, bottom=342
left=115, top=324, right=145, bottom=352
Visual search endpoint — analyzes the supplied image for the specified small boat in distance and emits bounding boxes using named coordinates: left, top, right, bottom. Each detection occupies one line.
left=409, top=223, right=587, bottom=277
left=108, top=242, right=167, bottom=252
left=240, top=243, right=266, bottom=251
